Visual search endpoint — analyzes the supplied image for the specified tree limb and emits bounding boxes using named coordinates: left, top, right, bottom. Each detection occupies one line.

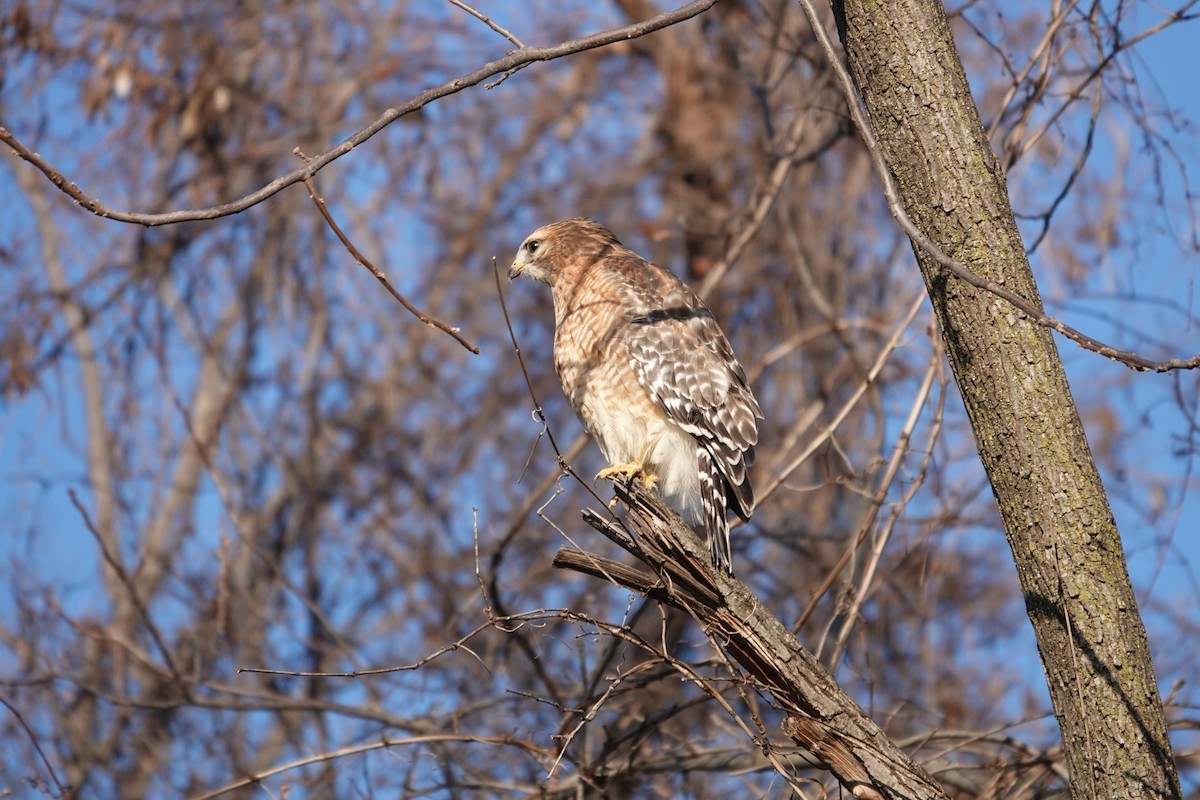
left=555, top=475, right=949, bottom=800
left=0, top=0, right=717, bottom=227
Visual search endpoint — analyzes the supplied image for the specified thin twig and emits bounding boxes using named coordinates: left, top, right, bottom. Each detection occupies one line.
left=698, top=74, right=838, bottom=296
left=985, top=0, right=1081, bottom=142
left=300, top=172, right=479, bottom=354
left=758, top=289, right=927, bottom=514
left=239, top=618, right=500, bottom=677
left=795, top=0, right=1200, bottom=373
left=0, top=696, right=70, bottom=798
left=822, top=341, right=942, bottom=660
left=447, top=0, right=526, bottom=48
left=1008, top=2, right=1199, bottom=170
left=67, top=489, right=191, bottom=696
left=492, top=258, right=622, bottom=518
left=175, top=393, right=367, bottom=673
left=494, top=257, right=569, bottom=470
left=189, top=733, right=543, bottom=800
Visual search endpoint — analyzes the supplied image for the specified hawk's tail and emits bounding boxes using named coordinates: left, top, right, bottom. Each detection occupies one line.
left=698, top=446, right=734, bottom=575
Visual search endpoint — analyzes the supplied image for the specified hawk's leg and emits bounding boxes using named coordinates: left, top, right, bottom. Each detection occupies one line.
left=595, top=461, right=658, bottom=491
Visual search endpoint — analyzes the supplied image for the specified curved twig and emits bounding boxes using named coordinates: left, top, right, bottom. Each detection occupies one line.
left=301, top=173, right=479, bottom=354
left=190, top=732, right=545, bottom=800
left=0, top=0, right=717, bottom=227
left=0, top=696, right=69, bottom=798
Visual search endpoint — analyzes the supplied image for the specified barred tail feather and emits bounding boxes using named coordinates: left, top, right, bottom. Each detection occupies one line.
left=697, top=446, right=734, bottom=574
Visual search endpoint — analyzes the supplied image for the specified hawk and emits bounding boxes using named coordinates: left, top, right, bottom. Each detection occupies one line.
left=509, top=218, right=761, bottom=573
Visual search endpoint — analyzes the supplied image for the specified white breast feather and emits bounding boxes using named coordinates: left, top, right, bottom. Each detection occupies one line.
left=579, top=371, right=703, bottom=527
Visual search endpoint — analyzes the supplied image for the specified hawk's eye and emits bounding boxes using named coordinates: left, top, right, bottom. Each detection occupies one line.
left=525, top=240, right=540, bottom=254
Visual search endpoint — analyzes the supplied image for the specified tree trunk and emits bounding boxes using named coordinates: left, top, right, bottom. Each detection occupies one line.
left=831, top=1, right=1182, bottom=797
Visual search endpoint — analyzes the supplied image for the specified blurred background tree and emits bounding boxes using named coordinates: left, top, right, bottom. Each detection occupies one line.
left=0, top=0, right=1196, bottom=797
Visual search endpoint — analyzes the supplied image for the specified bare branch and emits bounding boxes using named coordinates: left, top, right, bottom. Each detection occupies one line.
left=559, top=475, right=950, bottom=800
left=301, top=173, right=479, bottom=354
left=190, top=733, right=546, bottom=800
left=67, top=489, right=190, bottom=694
left=0, top=0, right=718, bottom=227
left=697, top=76, right=839, bottom=296
left=984, top=0, right=1082, bottom=142
left=796, top=0, right=1200, bottom=372
left=447, top=0, right=526, bottom=48
left=759, top=289, right=928, bottom=518
left=494, top=258, right=570, bottom=470
left=0, top=696, right=69, bottom=799
left=239, top=617, right=502, bottom=678
left=822, top=341, right=943, bottom=663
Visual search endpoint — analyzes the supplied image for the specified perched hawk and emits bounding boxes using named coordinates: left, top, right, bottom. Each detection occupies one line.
left=509, top=218, right=761, bottom=573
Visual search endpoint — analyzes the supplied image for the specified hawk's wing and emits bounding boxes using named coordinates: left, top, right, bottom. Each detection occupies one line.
left=617, top=255, right=762, bottom=520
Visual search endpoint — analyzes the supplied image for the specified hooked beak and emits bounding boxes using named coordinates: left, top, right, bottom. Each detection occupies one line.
left=508, top=257, right=527, bottom=281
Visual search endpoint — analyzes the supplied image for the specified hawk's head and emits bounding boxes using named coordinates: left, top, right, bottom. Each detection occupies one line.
left=509, top=218, right=621, bottom=286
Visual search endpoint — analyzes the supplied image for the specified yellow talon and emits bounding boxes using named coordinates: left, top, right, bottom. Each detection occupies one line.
left=595, top=462, right=637, bottom=481
left=596, top=462, right=658, bottom=490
